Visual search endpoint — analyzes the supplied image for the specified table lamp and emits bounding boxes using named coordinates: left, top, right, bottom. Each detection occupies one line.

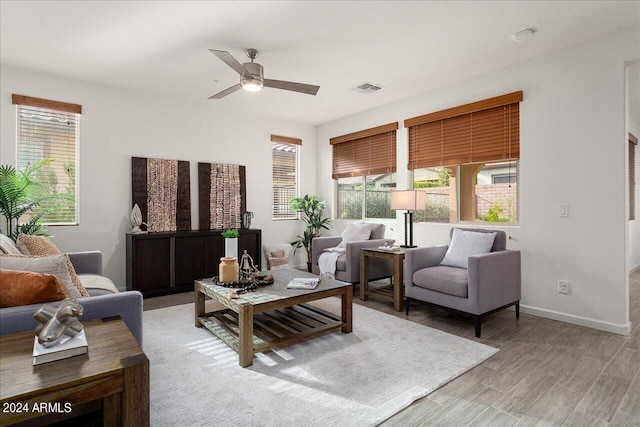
left=391, top=190, right=425, bottom=248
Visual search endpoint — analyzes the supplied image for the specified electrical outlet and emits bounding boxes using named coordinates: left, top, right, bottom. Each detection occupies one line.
left=558, top=280, right=570, bottom=294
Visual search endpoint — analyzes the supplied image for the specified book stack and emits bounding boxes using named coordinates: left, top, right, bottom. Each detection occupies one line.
left=287, top=277, right=321, bottom=290
left=33, top=330, right=88, bottom=366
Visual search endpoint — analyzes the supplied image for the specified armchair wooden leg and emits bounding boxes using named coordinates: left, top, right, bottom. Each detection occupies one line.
left=474, top=316, right=481, bottom=338
left=405, top=298, right=410, bottom=315
left=516, top=301, right=520, bottom=319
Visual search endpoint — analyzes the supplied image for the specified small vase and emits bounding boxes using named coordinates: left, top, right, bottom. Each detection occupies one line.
left=225, top=238, right=238, bottom=258
left=219, top=257, right=239, bottom=283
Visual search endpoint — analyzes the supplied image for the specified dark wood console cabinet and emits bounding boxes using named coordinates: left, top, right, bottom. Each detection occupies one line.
left=126, top=229, right=262, bottom=297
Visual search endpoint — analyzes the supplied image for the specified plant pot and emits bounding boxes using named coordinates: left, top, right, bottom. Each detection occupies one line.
left=225, top=238, right=238, bottom=258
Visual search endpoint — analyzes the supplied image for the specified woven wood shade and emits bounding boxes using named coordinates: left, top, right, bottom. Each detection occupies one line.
left=405, top=92, right=522, bottom=169
left=330, top=122, right=398, bottom=179
left=271, top=134, right=302, bottom=145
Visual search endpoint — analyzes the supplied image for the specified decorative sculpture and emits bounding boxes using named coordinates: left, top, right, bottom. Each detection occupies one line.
left=131, top=203, right=143, bottom=233
left=239, top=250, right=259, bottom=281
left=33, top=299, right=84, bottom=347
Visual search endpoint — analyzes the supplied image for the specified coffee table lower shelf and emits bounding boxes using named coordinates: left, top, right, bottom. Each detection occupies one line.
left=197, top=303, right=343, bottom=360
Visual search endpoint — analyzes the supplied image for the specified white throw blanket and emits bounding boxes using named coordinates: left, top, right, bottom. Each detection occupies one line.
left=318, top=247, right=345, bottom=279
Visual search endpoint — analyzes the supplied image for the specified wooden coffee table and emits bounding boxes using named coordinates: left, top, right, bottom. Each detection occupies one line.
left=0, top=318, right=149, bottom=426
left=195, top=269, right=352, bottom=367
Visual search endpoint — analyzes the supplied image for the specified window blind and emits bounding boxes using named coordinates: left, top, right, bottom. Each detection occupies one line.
left=631, top=133, right=638, bottom=221
left=405, top=92, right=522, bottom=169
left=13, top=94, right=81, bottom=225
left=271, top=135, right=300, bottom=219
left=330, top=122, right=398, bottom=179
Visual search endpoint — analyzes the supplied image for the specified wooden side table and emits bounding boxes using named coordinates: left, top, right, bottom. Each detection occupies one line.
left=360, top=247, right=406, bottom=311
left=0, top=318, right=149, bottom=426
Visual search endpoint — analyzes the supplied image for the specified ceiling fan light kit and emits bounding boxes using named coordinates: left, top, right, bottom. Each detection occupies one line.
left=209, top=48, right=320, bottom=99
left=240, top=61, right=264, bottom=92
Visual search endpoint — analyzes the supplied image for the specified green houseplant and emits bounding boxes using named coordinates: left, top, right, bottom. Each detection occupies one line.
left=289, top=194, right=331, bottom=271
left=222, top=228, right=239, bottom=258
left=0, top=159, right=59, bottom=241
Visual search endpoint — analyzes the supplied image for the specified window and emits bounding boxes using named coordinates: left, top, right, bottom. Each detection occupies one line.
left=13, top=94, right=81, bottom=225
left=271, top=134, right=300, bottom=220
left=631, top=133, right=638, bottom=221
left=405, top=91, right=521, bottom=224
left=336, top=174, right=396, bottom=219
left=413, top=166, right=450, bottom=223
left=331, top=122, right=398, bottom=219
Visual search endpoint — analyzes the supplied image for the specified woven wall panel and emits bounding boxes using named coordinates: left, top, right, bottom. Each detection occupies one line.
left=131, top=157, right=191, bottom=232
left=198, top=162, right=246, bottom=230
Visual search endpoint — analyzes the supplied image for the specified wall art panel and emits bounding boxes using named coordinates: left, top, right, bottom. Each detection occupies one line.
left=198, top=162, right=246, bottom=230
left=131, top=157, right=191, bottom=231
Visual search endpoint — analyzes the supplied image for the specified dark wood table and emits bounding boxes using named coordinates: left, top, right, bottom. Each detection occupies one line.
left=0, top=318, right=149, bottom=426
left=360, top=247, right=406, bottom=311
left=195, top=269, right=352, bottom=367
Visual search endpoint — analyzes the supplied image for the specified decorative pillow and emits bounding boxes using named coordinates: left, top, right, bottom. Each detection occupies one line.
left=0, top=269, right=71, bottom=308
left=270, top=250, right=285, bottom=258
left=440, top=229, right=497, bottom=269
left=0, top=234, right=24, bottom=255
left=338, top=221, right=373, bottom=248
left=0, top=254, right=82, bottom=299
left=15, top=235, right=90, bottom=298
left=17, top=234, right=61, bottom=256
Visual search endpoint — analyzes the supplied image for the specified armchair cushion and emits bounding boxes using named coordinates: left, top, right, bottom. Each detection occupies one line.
left=413, top=265, right=468, bottom=298
left=440, top=228, right=496, bottom=269
left=338, top=221, right=373, bottom=248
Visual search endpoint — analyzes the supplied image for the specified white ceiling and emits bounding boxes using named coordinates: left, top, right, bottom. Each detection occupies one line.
left=1, top=1, right=638, bottom=126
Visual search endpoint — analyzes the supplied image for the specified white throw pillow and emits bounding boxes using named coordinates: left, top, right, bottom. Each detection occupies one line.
left=440, top=229, right=497, bottom=269
left=0, top=234, right=24, bottom=255
left=338, top=221, right=373, bottom=248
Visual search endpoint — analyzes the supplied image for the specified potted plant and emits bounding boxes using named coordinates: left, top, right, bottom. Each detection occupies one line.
left=222, top=228, right=239, bottom=258
left=289, top=194, right=331, bottom=272
left=0, top=159, right=60, bottom=241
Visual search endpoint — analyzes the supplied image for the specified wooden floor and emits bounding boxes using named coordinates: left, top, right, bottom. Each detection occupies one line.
left=144, top=270, right=640, bottom=426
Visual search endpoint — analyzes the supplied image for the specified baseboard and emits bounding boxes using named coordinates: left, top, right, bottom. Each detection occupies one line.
left=519, top=304, right=632, bottom=336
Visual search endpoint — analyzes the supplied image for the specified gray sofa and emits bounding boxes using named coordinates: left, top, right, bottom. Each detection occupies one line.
left=0, top=251, right=143, bottom=345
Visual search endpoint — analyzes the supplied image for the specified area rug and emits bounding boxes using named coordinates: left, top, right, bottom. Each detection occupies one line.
left=142, top=299, right=498, bottom=426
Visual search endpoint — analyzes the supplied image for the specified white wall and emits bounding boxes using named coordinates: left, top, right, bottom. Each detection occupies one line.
left=317, top=27, right=640, bottom=334
left=0, top=65, right=316, bottom=287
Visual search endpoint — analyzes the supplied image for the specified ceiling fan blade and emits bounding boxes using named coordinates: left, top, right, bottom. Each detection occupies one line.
left=263, top=79, right=320, bottom=95
left=209, top=49, right=245, bottom=75
left=208, top=84, right=242, bottom=99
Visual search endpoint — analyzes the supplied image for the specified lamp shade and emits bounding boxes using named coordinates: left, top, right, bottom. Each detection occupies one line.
left=391, top=190, right=426, bottom=211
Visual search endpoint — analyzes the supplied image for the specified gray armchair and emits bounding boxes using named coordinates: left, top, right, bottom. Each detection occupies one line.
left=311, top=223, right=392, bottom=283
left=404, top=228, right=521, bottom=337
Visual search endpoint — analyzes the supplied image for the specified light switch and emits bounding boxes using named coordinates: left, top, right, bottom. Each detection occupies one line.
left=558, top=204, right=569, bottom=218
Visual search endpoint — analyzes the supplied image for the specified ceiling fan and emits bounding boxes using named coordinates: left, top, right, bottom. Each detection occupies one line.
left=208, top=48, right=320, bottom=99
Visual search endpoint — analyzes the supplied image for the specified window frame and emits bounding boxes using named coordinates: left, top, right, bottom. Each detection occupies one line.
left=271, top=134, right=301, bottom=221
left=411, top=160, right=519, bottom=225
left=12, top=94, right=81, bottom=226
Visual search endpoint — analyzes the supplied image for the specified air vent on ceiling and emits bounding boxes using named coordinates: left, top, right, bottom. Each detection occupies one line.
left=352, top=82, right=382, bottom=94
